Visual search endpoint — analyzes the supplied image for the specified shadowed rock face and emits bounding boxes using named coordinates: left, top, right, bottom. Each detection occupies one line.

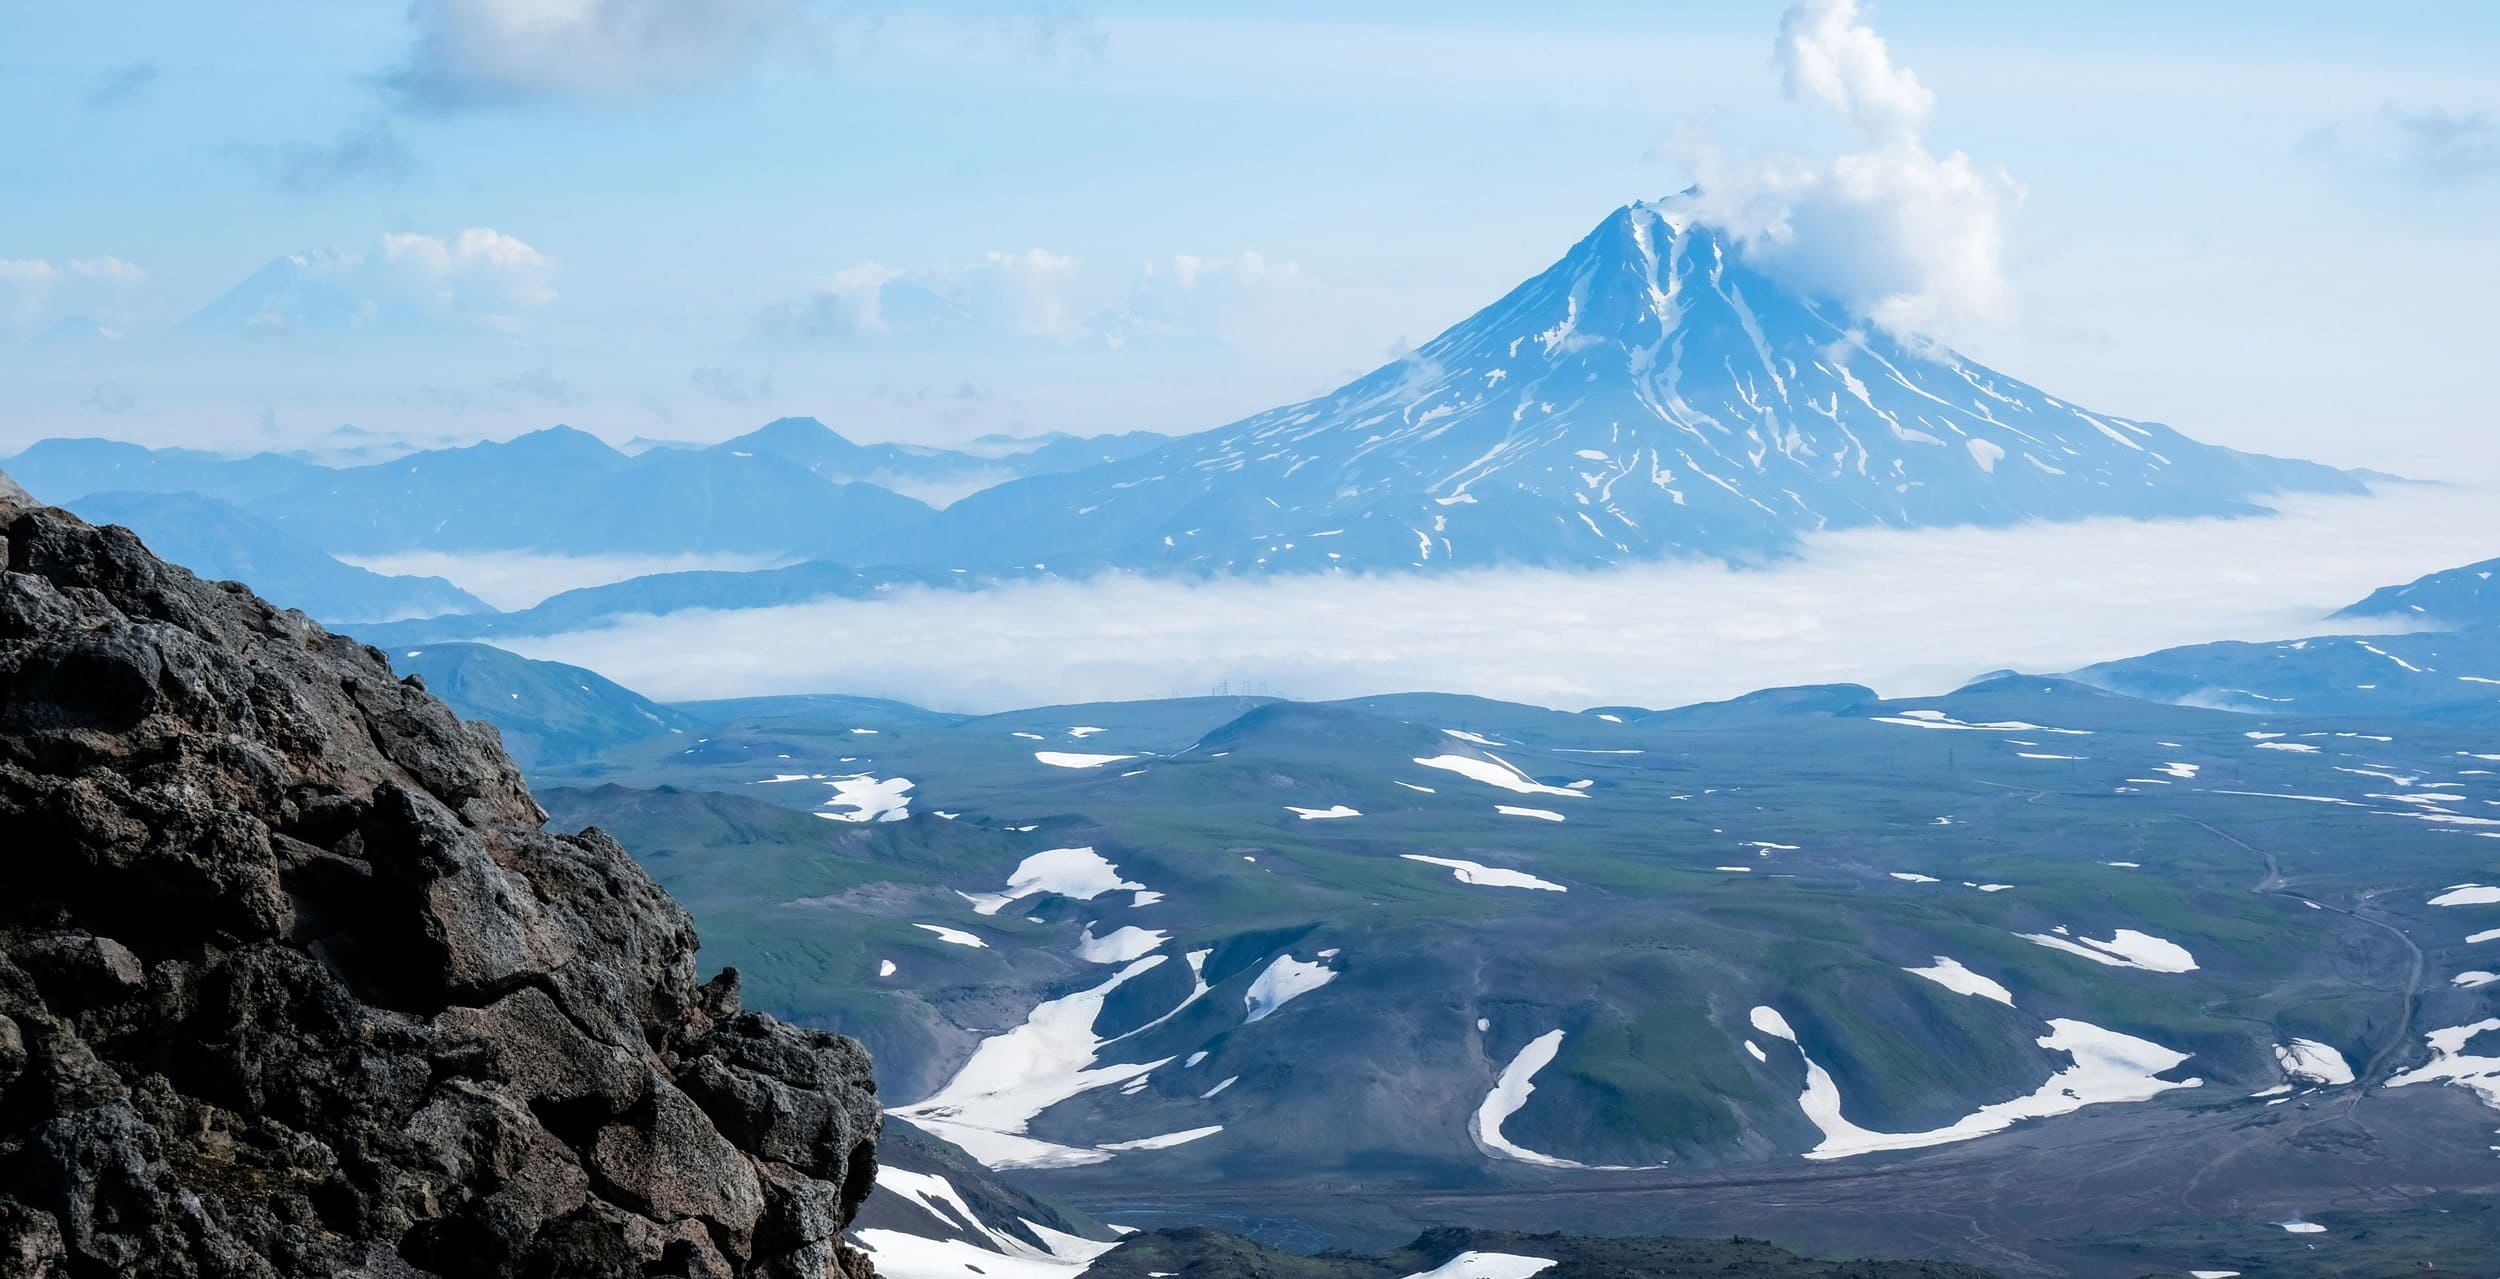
left=0, top=473, right=881, bottom=1277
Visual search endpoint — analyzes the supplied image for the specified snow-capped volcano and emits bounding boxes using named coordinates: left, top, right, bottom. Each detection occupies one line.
left=909, top=200, right=2359, bottom=572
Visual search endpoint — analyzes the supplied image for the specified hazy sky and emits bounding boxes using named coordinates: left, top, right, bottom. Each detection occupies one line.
left=6, top=2, right=2497, bottom=479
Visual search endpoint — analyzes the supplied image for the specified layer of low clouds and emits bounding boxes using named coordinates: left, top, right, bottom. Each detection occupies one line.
left=2305, top=104, right=2500, bottom=188
left=498, top=486, right=2500, bottom=712
left=1656, top=0, right=2020, bottom=342
left=339, top=549, right=782, bottom=612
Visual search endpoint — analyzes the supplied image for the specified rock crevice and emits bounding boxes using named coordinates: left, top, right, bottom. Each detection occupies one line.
left=0, top=479, right=881, bottom=1278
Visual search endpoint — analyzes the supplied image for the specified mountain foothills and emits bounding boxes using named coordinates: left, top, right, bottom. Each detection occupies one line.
left=0, top=488, right=2085, bottom=1278
left=2338, top=555, right=2500, bottom=629
left=0, top=198, right=2473, bottom=1279
left=405, top=551, right=2500, bottom=1276
left=2072, top=554, right=2500, bottom=725
left=2, top=198, right=2370, bottom=637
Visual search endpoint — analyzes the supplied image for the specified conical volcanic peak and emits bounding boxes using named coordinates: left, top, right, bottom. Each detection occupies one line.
left=913, top=201, right=2359, bottom=574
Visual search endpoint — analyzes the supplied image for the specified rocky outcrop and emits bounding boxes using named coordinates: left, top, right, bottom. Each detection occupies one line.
left=0, top=475, right=881, bottom=1277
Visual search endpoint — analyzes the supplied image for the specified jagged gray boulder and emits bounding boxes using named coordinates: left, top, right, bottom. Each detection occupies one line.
left=0, top=474, right=881, bottom=1278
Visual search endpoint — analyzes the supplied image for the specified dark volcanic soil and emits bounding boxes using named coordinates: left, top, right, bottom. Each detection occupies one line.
left=1048, top=1084, right=2500, bottom=1277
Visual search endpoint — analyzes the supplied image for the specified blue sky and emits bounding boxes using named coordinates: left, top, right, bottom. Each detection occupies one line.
left=5, top=1, right=2496, bottom=476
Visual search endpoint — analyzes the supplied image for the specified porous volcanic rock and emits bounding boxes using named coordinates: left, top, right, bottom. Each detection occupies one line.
left=0, top=474, right=881, bottom=1277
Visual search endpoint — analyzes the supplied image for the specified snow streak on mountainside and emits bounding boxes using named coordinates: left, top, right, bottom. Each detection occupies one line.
left=910, top=201, right=2360, bottom=573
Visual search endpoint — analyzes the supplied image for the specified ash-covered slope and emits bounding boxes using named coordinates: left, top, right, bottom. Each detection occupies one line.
left=0, top=470, right=881, bottom=1277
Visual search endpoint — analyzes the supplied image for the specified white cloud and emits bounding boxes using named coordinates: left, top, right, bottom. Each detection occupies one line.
left=962, top=248, right=1085, bottom=340
left=779, top=262, right=905, bottom=337
left=1776, top=0, right=1931, bottom=141
left=0, top=255, right=146, bottom=335
left=340, top=549, right=781, bottom=612
left=0, top=260, right=58, bottom=331
left=1107, top=251, right=1303, bottom=346
left=381, top=227, right=558, bottom=311
left=762, top=250, right=1082, bottom=341
left=503, top=486, right=2500, bottom=712
left=393, top=0, right=794, bottom=107
left=67, top=257, right=145, bottom=290
left=1656, top=0, right=2020, bottom=341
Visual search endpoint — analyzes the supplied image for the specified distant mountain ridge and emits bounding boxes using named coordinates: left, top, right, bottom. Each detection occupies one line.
left=7, top=199, right=2368, bottom=613
left=890, top=199, right=2363, bottom=573
left=2, top=420, right=1170, bottom=561
left=2070, top=550, right=2500, bottom=724
left=2338, top=555, right=2500, bottom=628
left=64, top=490, right=490, bottom=623
left=713, top=416, right=1168, bottom=510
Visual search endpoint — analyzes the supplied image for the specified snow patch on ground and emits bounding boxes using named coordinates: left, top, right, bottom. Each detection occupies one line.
left=2432, top=884, right=2500, bottom=906
left=1034, top=750, right=1134, bottom=768
left=892, top=956, right=1175, bottom=1168
left=962, top=847, right=1146, bottom=916
left=1412, top=753, right=1586, bottom=798
left=1286, top=804, right=1362, bottom=820
left=2387, top=1018, right=2500, bottom=1110
left=2018, top=927, right=2198, bottom=972
left=1095, top=1125, right=1221, bottom=1152
left=1401, top=1252, right=1558, bottom=1279
left=1751, top=1007, right=2200, bottom=1159
left=1872, top=710, right=2088, bottom=735
left=1905, top=956, right=2013, bottom=1006
left=2275, top=1039, right=2354, bottom=1086
left=914, top=924, right=987, bottom=949
left=1472, top=1029, right=1582, bottom=1169
left=854, top=1168, right=1120, bottom=1279
left=1076, top=925, right=1168, bottom=964
left=1401, top=854, right=1566, bottom=892
left=817, top=773, right=913, bottom=822
left=1244, top=954, right=1337, bottom=1023
left=1496, top=805, right=1568, bottom=822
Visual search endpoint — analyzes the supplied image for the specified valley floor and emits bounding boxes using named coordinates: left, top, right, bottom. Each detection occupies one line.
left=1046, top=1083, right=2500, bottom=1277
